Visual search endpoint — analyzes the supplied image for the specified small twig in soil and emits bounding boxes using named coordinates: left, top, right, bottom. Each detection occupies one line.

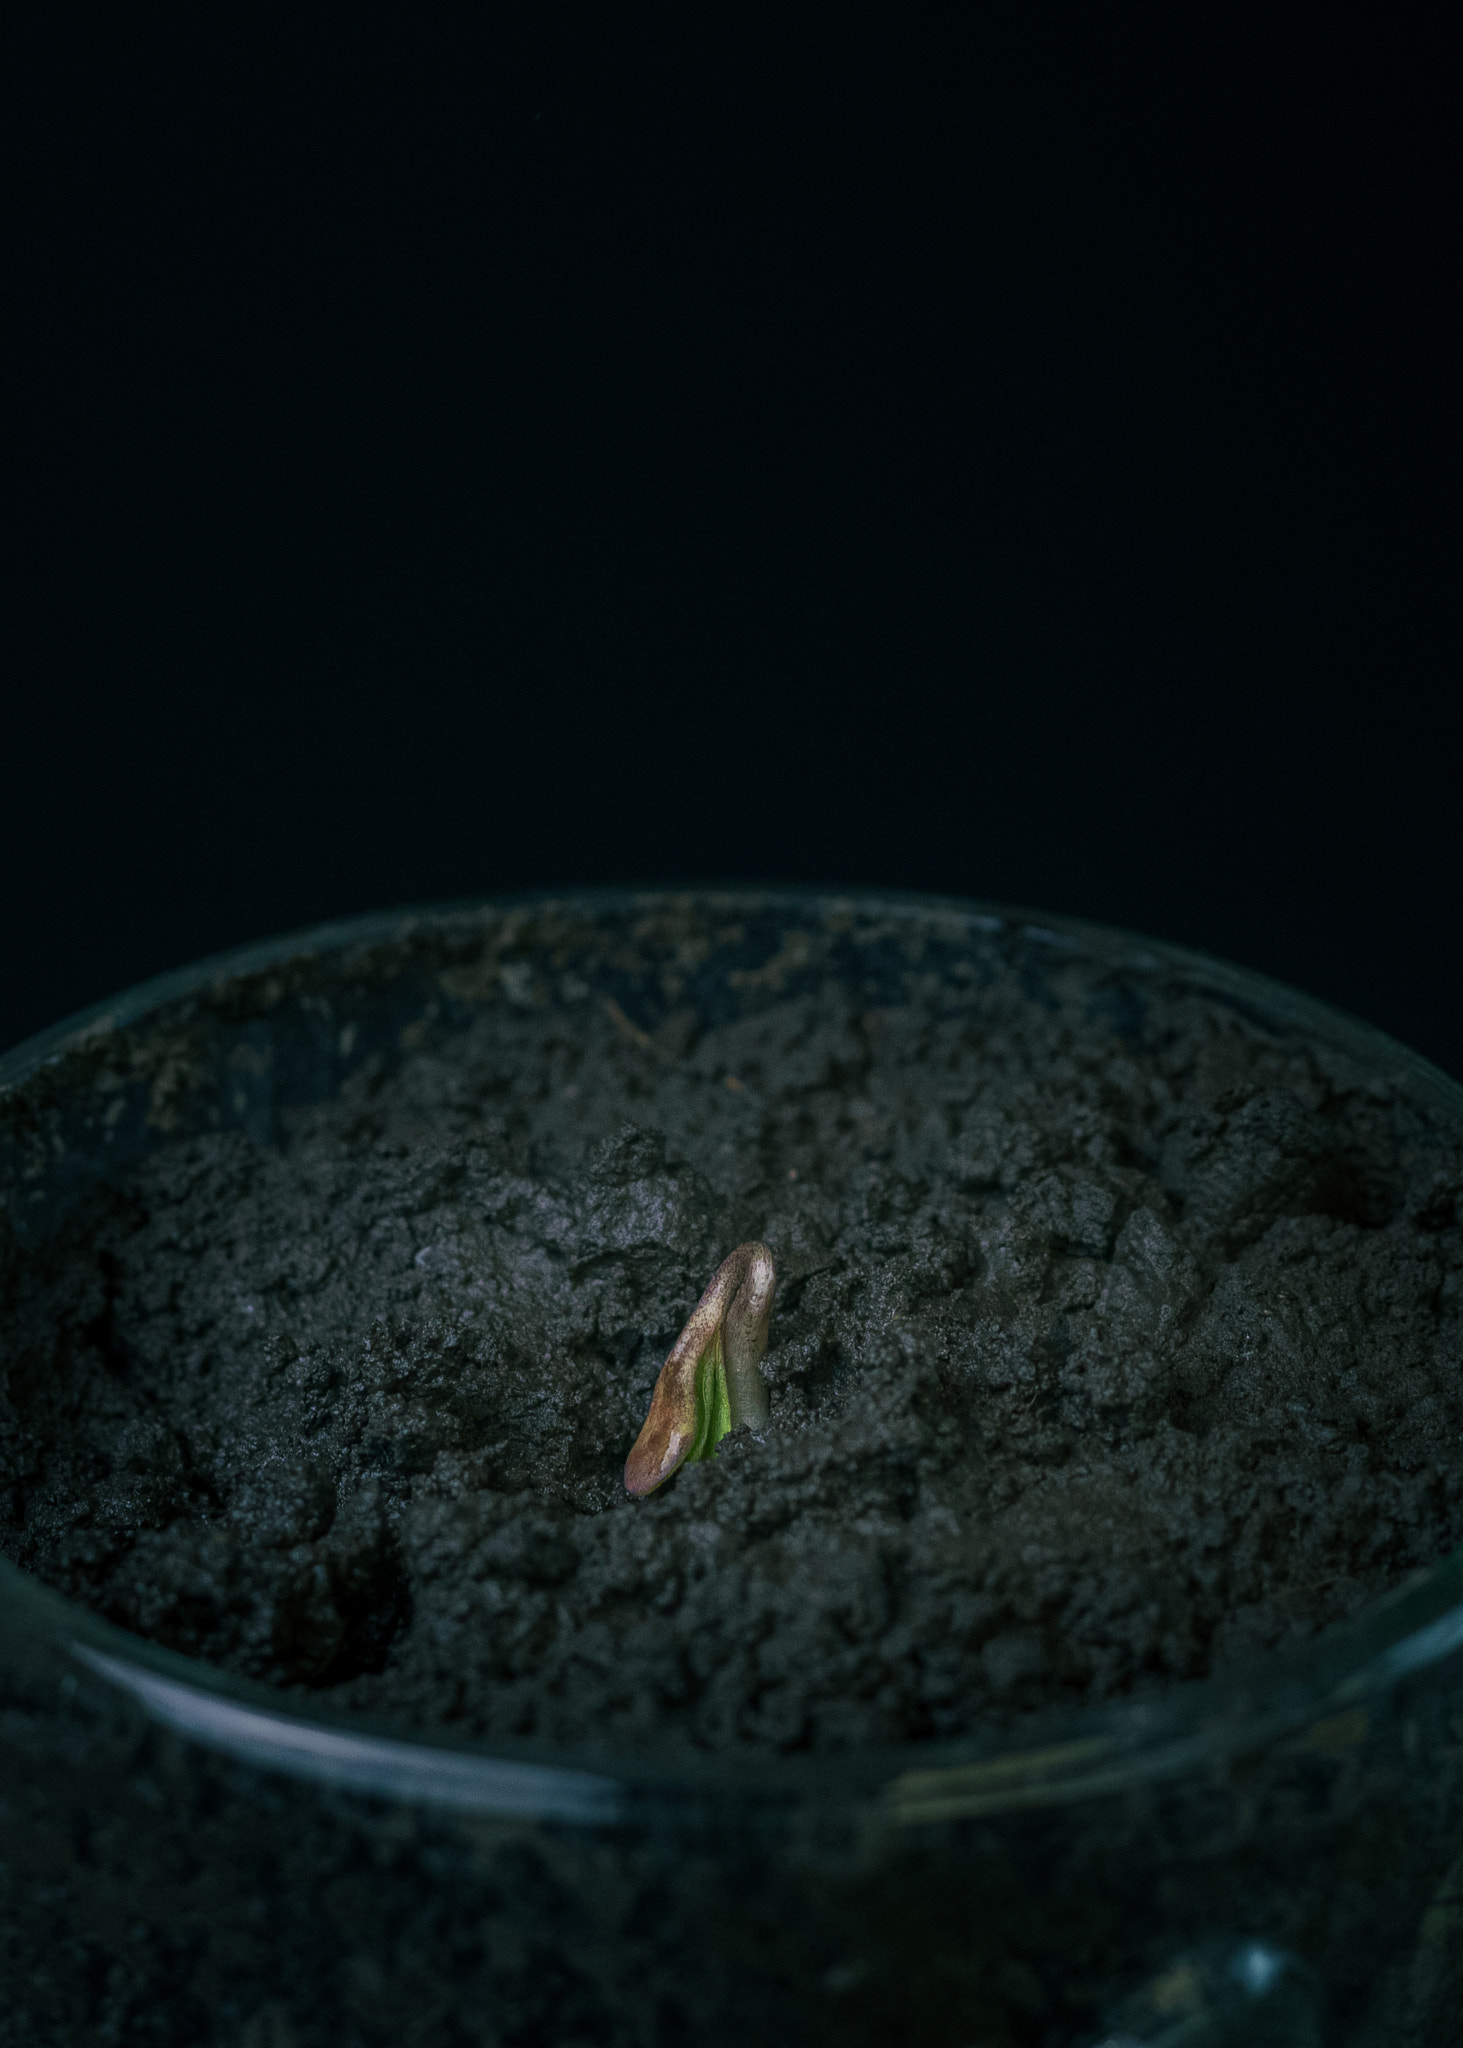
left=624, top=1243, right=776, bottom=1498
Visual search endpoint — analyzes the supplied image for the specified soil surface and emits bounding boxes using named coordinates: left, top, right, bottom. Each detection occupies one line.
left=4, top=922, right=1463, bottom=1754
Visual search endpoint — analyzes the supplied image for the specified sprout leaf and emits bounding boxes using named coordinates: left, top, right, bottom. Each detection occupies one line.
left=624, top=1242, right=776, bottom=1497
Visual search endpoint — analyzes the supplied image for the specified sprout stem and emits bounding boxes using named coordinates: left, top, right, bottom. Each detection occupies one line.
left=624, top=1242, right=776, bottom=1497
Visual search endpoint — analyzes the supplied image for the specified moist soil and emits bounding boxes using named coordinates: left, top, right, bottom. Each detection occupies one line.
left=4, top=934, right=1463, bottom=1756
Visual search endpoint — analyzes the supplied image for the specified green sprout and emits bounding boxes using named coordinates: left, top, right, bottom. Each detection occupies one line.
left=624, top=1242, right=777, bottom=1497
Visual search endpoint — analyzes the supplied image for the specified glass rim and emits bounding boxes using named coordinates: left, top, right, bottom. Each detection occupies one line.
left=5, top=885, right=1463, bottom=1832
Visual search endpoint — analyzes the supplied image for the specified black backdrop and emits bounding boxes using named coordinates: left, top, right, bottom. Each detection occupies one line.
left=5, top=16, right=1457, bottom=1074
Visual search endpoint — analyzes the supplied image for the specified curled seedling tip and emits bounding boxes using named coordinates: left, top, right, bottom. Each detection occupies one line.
left=624, top=1242, right=776, bottom=1497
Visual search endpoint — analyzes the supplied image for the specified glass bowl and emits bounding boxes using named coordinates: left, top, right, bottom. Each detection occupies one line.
left=3, top=890, right=1462, bottom=2048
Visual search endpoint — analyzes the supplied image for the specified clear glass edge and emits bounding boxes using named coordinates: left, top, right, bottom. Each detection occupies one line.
left=3, top=885, right=1462, bottom=1828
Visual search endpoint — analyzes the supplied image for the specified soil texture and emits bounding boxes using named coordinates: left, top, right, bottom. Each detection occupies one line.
left=4, top=920, right=1463, bottom=1754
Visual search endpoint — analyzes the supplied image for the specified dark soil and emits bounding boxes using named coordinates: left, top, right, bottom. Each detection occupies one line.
left=4, top=927, right=1463, bottom=1755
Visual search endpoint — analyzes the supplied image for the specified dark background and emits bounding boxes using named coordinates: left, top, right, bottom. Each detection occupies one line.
left=4, top=16, right=1457, bottom=1071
